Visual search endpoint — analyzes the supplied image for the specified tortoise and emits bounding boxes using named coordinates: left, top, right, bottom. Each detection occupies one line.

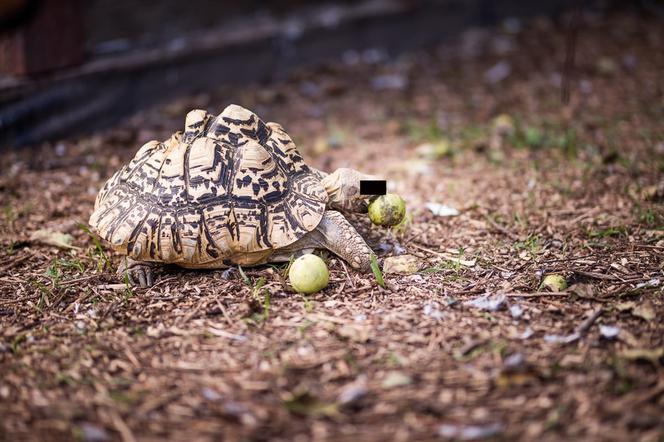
left=89, top=104, right=378, bottom=287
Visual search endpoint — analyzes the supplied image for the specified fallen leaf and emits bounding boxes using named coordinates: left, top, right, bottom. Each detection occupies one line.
left=632, top=300, right=656, bottom=321
left=79, top=422, right=110, bottom=442
left=463, top=294, right=506, bottom=311
left=615, top=301, right=636, bottom=312
left=30, top=229, right=79, bottom=250
left=599, top=325, right=620, bottom=339
left=416, top=140, right=452, bottom=160
left=569, top=283, right=594, bottom=299
left=495, top=372, right=536, bottom=389
left=425, top=202, right=460, bottom=217
left=619, top=347, right=664, bottom=364
left=509, top=304, right=523, bottom=319
left=544, top=332, right=580, bottom=345
left=336, top=324, right=370, bottom=343
left=423, top=303, right=445, bottom=320
left=617, top=328, right=641, bottom=347
left=519, top=327, right=534, bottom=340
left=438, top=422, right=503, bottom=440
left=635, top=278, right=660, bottom=289
left=382, top=255, right=422, bottom=274
left=382, top=371, right=412, bottom=389
left=442, top=255, right=477, bottom=267
left=283, top=392, right=339, bottom=417
left=337, top=377, right=368, bottom=405
left=201, top=387, right=222, bottom=401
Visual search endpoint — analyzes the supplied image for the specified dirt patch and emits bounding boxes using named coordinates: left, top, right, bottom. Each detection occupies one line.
left=1, top=9, right=663, bottom=442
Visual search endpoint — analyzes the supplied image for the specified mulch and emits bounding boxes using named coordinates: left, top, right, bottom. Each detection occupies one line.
left=1, top=8, right=663, bottom=442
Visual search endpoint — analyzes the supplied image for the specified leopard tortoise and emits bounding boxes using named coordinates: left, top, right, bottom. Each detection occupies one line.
left=89, top=104, right=378, bottom=287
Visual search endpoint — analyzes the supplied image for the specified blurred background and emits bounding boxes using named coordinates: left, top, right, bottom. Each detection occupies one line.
left=0, top=0, right=584, bottom=147
left=0, top=0, right=661, bottom=148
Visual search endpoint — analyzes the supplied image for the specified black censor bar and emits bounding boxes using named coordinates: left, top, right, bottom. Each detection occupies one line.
left=360, top=180, right=387, bottom=195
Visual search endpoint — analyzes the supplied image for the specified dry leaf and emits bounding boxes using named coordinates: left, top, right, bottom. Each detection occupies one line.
left=619, top=347, right=664, bottom=364
left=336, top=324, right=370, bottom=343
left=443, top=255, right=477, bottom=267
left=569, top=283, right=594, bottom=299
left=382, top=255, right=422, bottom=274
left=425, top=202, right=459, bottom=217
left=632, top=300, right=656, bottom=322
left=382, top=371, right=412, bottom=389
left=30, top=229, right=79, bottom=250
left=464, top=294, right=506, bottom=311
left=615, top=301, right=636, bottom=312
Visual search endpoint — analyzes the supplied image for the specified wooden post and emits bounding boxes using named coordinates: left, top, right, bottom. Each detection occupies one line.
left=0, top=0, right=83, bottom=76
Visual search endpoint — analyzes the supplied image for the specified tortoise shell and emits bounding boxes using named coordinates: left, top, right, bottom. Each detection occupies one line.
left=89, top=104, right=328, bottom=266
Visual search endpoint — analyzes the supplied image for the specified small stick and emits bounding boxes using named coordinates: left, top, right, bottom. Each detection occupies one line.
left=534, top=253, right=597, bottom=265
left=483, top=215, right=519, bottom=240
left=576, top=307, right=603, bottom=336
left=215, top=298, right=233, bottom=327
left=0, top=253, right=33, bottom=272
left=503, top=291, right=569, bottom=298
left=61, top=275, right=101, bottom=285
left=96, top=284, right=126, bottom=291
left=574, top=270, right=620, bottom=281
left=145, top=276, right=178, bottom=294
left=410, top=242, right=447, bottom=256
left=339, top=260, right=356, bottom=289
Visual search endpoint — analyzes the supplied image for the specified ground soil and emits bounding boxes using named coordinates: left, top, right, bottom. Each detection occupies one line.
left=1, top=8, right=663, bottom=442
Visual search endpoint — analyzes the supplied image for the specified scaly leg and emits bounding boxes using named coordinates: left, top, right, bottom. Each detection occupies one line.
left=274, top=210, right=373, bottom=271
left=118, top=257, right=156, bottom=288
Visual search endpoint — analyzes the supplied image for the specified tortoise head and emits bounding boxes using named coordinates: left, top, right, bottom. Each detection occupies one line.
left=321, top=168, right=380, bottom=213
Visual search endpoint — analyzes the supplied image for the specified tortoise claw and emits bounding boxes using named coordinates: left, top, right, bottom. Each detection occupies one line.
left=118, top=258, right=156, bottom=288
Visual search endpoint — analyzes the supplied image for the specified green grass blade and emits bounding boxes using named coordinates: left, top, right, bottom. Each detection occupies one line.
left=237, top=265, right=250, bottom=285
left=370, top=254, right=385, bottom=288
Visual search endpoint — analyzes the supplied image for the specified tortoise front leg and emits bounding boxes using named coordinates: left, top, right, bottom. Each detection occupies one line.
left=118, top=257, right=157, bottom=288
left=281, top=210, right=373, bottom=271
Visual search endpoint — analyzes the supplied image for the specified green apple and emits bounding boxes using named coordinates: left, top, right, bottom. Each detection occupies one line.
left=288, top=254, right=329, bottom=294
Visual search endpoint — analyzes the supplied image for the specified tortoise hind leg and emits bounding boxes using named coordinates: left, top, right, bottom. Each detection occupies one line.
left=118, top=257, right=157, bottom=288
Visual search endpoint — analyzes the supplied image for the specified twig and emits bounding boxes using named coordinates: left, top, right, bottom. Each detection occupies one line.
left=96, top=284, right=127, bottom=291
left=576, top=307, right=603, bottom=336
left=215, top=298, right=233, bottom=327
left=410, top=243, right=447, bottom=256
left=339, top=260, right=356, bottom=289
left=633, top=244, right=664, bottom=250
left=534, top=253, right=597, bottom=265
left=145, top=276, right=179, bottom=294
left=60, top=275, right=101, bottom=285
left=574, top=270, right=620, bottom=281
left=110, top=410, right=136, bottom=442
left=483, top=215, right=519, bottom=240
left=0, top=294, right=38, bottom=306
left=566, top=207, right=600, bottom=226
left=503, top=291, right=569, bottom=298
left=0, top=253, right=33, bottom=272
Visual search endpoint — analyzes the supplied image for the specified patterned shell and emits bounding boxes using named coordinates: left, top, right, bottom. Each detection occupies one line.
left=89, top=104, right=328, bottom=265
